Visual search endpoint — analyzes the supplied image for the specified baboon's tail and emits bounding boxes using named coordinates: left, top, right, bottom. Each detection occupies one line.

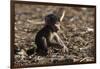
left=26, top=48, right=36, bottom=56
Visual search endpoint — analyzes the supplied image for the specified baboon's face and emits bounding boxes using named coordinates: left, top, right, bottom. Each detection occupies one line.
left=52, top=23, right=60, bottom=32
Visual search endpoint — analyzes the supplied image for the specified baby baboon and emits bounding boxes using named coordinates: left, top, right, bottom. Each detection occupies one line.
left=27, top=14, right=68, bottom=56
left=35, top=14, right=69, bottom=56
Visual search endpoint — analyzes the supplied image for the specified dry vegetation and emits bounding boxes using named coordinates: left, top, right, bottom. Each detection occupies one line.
left=13, top=3, right=96, bottom=67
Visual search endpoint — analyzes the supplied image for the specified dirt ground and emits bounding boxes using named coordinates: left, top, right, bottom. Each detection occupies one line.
left=13, top=3, right=96, bottom=67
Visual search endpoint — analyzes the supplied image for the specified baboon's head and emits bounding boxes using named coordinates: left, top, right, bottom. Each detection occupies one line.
left=45, top=14, right=60, bottom=32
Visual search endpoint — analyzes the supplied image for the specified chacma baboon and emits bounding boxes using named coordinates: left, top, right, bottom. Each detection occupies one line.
left=27, top=14, right=68, bottom=56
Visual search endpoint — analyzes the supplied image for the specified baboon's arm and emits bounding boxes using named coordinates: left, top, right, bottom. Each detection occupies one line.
left=47, top=34, right=63, bottom=49
left=53, top=32, right=68, bottom=53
